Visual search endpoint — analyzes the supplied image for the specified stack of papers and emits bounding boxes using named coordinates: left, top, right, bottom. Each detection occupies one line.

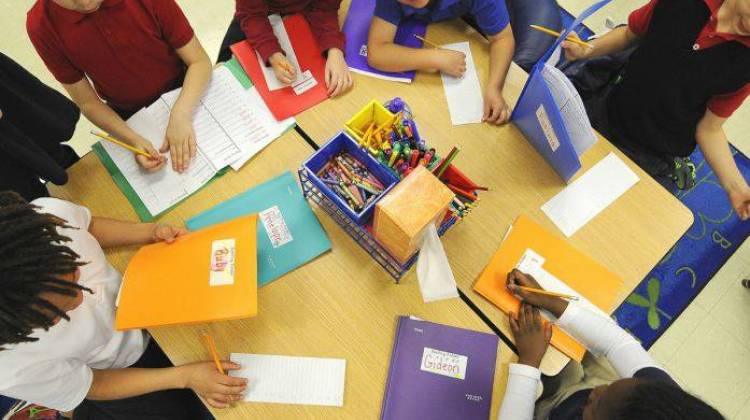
left=98, top=66, right=295, bottom=218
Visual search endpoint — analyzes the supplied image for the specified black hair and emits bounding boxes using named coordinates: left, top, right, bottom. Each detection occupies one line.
left=0, top=191, right=90, bottom=348
left=613, top=380, right=724, bottom=420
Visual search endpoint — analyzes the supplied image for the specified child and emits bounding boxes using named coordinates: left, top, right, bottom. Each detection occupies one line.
left=26, top=0, right=213, bottom=173
left=368, top=0, right=515, bottom=124
left=0, top=191, right=246, bottom=418
left=217, top=0, right=353, bottom=98
left=560, top=0, right=749, bottom=217
left=498, top=269, right=723, bottom=420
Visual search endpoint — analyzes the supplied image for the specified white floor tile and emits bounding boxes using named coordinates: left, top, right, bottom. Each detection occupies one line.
left=648, top=302, right=708, bottom=365
left=692, top=252, right=750, bottom=312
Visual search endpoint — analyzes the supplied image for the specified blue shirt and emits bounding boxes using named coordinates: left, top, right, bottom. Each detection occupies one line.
left=374, top=0, right=509, bottom=36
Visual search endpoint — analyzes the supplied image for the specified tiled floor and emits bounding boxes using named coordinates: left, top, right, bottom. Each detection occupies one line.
left=3, top=0, right=750, bottom=418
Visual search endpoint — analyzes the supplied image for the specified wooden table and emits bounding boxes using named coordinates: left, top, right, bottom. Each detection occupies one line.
left=50, top=130, right=514, bottom=419
left=295, top=16, right=693, bottom=373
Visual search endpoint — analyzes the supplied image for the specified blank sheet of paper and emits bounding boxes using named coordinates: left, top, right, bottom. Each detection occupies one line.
left=229, top=353, right=346, bottom=407
left=440, top=42, right=484, bottom=125
left=257, top=14, right=303, bottom=91
left=541, top=153, right=639, bottom=236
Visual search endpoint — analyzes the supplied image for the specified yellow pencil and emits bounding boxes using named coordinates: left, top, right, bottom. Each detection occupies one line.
left=90, top=130, right=151, bottom=158
left=202, top=333, right=225, bottom=375
left=413, top=34, right=442, bottom=49
left=518, top=286, right=580, bottom=301
left=529, top=24, right=593, bottom=49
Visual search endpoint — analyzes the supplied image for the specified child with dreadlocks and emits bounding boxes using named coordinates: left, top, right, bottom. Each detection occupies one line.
left=498, top=269, right=725, bottom=420
left=0, top=191, right=246, bottom=419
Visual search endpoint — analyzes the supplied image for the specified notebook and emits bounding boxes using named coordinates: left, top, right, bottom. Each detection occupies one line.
left=231, top=14, right=328, bottom=120
left=472, top=214, right=623, bottom=361
left=115, top=215, right=258, bottom=330
left=381, top=316, right=498, bottom=420
left=186, top=171, right=331, bottom=286
left=342, top=0, right=428, bottom=83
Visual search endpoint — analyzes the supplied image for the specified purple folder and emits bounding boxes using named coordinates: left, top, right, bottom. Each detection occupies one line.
left=381, top=316, right=499, bottom=420
left=342, top=0, right=428, bottom=83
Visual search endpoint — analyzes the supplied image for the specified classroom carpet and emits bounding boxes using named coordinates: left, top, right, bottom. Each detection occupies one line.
left=611, top=146, right=750, bottom=349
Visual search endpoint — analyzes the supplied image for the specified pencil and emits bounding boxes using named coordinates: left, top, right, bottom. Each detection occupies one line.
left=90, top=130, right=151, bottom=158
left=518, top=286, right=580, bottom=301
left=202, top=333, right=225, bottom=375
left=413, top=34, right=442, bottom=49
left=529, top=24, right=593, bottom=49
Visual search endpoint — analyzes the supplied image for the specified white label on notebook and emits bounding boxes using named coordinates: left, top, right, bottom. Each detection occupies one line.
left=420, top=347, right=467, bottom=380
left=292, top=70, right=317, bottom=95
left=259, top=205, right=293, bottom=248
left=536, top=104, right=560, bottom=152
left=209, top=238, right=236, bottom=286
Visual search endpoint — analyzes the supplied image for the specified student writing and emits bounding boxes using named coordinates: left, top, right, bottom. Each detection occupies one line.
left=26, top=0, right=213, bottom=173
left=0, top=191, right=245, bottom=419
left=367, top=0, right=515, bottom=124
left=498, top=269, right=723, bottom=420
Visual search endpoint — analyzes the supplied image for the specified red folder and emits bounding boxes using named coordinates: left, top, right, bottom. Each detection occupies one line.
left=231, top=14, right=328, bottom=120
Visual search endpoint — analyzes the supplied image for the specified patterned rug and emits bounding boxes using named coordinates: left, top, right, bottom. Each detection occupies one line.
left=612, top=146, right=750, bottom=349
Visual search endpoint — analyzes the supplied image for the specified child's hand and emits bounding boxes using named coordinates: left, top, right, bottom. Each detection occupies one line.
left=325, top=48, right=353, bottom=98
left=133, top=138, right=166, bottom=172
left=437, top=49, right=466, bottom=78
left=507, top=269, right=569, bottom=318
left=269, top=52, right=297, bottom=84
left=482, top=88, right=510, bottom=124
left=162, top=111, right=197, bottom=173
left=510, top=303, right=552, bottom=368
left=151, top=224, right=188, bottom=244
left=561, top=33, right=594, bottom=61
left=728, top=184, right=750, bottom=220
left=181, top=361, right=247, bottom=409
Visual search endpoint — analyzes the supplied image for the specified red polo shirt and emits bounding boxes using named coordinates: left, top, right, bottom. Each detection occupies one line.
left=27, top=0, right=195, bottom=113
left=629, top=0, right=750, bottom=118
left=236, top=0, right=345, bottom=63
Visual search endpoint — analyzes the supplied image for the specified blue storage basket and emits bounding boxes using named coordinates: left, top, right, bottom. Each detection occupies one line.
left=303, top=132, right=399, bottom=225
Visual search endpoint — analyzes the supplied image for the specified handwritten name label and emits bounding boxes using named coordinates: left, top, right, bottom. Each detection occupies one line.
left=259, top=206, right=293, bottom=248
left=420, top=347, right=467, bottom=380
left=209, top=238, right=236, bottom=286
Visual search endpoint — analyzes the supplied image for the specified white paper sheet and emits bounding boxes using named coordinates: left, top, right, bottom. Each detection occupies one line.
left=229, top=353, right=346, bottom=407
left=515, top=248, right=608, bottom=319
left=416, top=224, right=459, bottom=303
left=541, top=153, right=639, bottom=236
left=292, top=70, right=317, bottom=95
left=256, top=14, right=302, bottom=91
left=440, top=42, right=484, bottom=125
left=541, top=63, right=597, bottom=156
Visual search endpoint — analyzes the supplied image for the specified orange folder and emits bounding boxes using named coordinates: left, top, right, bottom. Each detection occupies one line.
left=473, top=215, right=623, bottom=361
left=115, top=215, right=258, bottom=330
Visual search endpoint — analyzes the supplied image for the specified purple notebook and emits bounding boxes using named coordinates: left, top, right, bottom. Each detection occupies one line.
left=381, top=316, right=499, bottom=420
left=342, top=0, right=428, bottom=83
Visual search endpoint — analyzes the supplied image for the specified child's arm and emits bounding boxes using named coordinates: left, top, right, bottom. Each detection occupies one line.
left=483, top=26, right=515, bottom=124
left=367, top=17, right=466, bottom=77
left=164, top=36, right=212, bottom=173
left=236, top=0, right=296, bottom=84
left=62, top=79, right=165, bottom=172
left=303, top=0, right=352, bottom=97
left=696, top=109, right=750, bottom=219
left=88, top=361, right=247, bottom=409
left=562, top=25, right=640, bottom=62
left=88, top=217, right=187, bottom=248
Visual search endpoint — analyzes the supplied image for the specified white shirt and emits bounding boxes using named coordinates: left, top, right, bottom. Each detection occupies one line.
left=0, top=198, right=148, bottom=412
left=497, top=301, right=667, bottom=420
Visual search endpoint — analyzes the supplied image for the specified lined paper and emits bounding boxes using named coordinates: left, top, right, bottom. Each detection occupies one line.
left=541, top=153, right=639, bottom=236
left=230, top=353, right=346, bottom=406
left=440, top=42, right=484, bottom=125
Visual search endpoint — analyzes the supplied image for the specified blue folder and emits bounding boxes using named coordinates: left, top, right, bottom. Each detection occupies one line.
left=511, top=0, right=611, bottom=182
left=187, top=171, right=331, bottom=286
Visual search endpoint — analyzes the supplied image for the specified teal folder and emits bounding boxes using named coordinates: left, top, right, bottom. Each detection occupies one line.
left=187, top=171, right=331, bottom=286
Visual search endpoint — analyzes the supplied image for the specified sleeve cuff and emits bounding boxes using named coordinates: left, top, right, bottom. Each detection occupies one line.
left=59, top=366, right=93, bottom=412
left=257, top=43, right=284, bottom=66
left=557, top=300, right=583, bottom=329
left=509, top=363, right=542, bottom=380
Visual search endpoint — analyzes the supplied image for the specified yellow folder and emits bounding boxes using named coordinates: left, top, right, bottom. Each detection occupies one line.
left=473, top=215, right=624, bottom=361
left=115, top=215, right=258, bottom=330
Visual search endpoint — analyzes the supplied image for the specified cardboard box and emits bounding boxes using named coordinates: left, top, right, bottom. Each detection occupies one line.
left=373, top=166, right=455, bottom=264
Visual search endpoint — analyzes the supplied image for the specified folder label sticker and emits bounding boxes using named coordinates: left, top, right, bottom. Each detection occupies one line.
left=259, top=205, right=293, bottom=248
left=209, top=239, right=236, bottom=286
left=292, top=70, right=317, bottom=95
left=420, top=347, right=467, bottom=380
left=536, top=104, right=559, bottom=152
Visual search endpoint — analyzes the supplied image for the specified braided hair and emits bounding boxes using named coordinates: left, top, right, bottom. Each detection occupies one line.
left=613, top=380, right=724, bottom=420
left=0, top=191, right=90, bottom=348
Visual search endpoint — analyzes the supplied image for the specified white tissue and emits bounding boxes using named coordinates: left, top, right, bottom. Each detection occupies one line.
left=416, top=224, right=459, bottom=303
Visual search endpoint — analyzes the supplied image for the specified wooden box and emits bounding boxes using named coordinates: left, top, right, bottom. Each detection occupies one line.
left=373, top=166, right=455, bottom=264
